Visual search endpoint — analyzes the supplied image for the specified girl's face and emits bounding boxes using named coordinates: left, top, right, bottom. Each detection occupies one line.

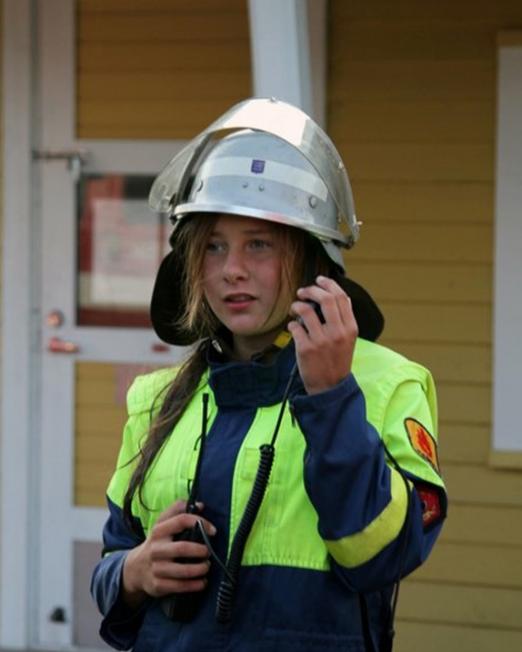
left=202, top=215, right=292, bottom=360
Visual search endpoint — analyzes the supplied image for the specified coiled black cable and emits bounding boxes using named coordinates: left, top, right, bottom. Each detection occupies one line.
left=215, top=363, right=298, bottom=623
left=215, top=443, right=275, bottom=623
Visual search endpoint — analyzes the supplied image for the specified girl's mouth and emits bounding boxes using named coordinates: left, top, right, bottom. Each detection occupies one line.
left=224, top=294, right=256, bottom=309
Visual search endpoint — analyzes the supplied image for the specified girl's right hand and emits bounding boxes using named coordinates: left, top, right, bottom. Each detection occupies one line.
left=122, top=500, right=216, bottom=608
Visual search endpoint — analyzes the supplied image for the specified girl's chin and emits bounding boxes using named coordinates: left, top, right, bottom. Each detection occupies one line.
left=227, top=320, right=286, bottom=340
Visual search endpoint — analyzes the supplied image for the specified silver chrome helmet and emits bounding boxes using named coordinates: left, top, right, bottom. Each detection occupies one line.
left=149, top=97, right=359, bottom=271
left=149, top=98, right=383, bottom=346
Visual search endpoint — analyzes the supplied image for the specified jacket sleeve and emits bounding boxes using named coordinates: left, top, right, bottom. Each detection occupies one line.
left=290, top=369, right=447, bottom=593
left=91, top=498, right=148, bottom=650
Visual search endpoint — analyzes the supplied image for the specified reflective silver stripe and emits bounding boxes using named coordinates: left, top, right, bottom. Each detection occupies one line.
left=198, top=156, right=329, bottom=202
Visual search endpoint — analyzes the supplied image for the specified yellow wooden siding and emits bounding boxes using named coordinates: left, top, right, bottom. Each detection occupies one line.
left=74, top=362, right=127, bottom=506
left=74, top=361, right=166, bottom=506
left=76, top=0, right=251, bottom=138
left=329, top=0, right=522, bottom=648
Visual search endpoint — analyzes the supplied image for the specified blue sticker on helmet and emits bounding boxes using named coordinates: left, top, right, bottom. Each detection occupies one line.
left=251, top=159, right=265, bottom=174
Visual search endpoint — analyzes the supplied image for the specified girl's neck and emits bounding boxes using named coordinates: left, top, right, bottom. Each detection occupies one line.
left=232, top=324, right=287, bottom=361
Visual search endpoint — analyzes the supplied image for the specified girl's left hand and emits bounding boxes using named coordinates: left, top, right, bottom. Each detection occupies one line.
left=287, top=276, right=358, bottom=395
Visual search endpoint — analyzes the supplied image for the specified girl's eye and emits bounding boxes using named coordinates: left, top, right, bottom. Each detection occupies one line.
left=249, top=239, right=272, bottom=251
left=206, top=241, right=226, bottom=253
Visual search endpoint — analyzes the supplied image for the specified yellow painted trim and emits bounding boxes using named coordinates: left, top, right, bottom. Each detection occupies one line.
left=489, top=450, right=522, bottom=470
left=325, top=470, right=410, bottom=568
left=497, top=31, right=522, bottom=47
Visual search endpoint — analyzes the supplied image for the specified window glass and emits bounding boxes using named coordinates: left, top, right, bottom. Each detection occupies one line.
left=77, top=174, right=168, bottom=327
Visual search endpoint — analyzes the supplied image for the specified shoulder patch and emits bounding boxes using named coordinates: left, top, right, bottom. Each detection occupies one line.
left=404, top=418, right=440, bottom=475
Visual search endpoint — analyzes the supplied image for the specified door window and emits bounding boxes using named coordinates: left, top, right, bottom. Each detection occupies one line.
left=77, top=173, right=169, bottom=328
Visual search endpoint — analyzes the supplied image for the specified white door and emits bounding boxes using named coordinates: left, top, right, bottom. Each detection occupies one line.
left=37, top=2, right=187, bottom=648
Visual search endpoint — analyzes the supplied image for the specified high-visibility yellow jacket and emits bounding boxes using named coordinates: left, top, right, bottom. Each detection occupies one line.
left=92, top=337, right=446, bottom=652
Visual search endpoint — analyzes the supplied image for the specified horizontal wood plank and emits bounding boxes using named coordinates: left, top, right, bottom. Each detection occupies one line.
left=77, top=99, right=248, bottom=138
left=76, top=380, right=118, bottom=406
left=436, top=383, right=490, bottom=425
left=78, top=42, right=250, bottom=72
left=80, top=0, right=245, bottom=12
left=379, top=302, right=491, bottom=345
left=352, top=180, right=493, bottom=225
left=349, top=223, right=492, bottom=264
left=329, top=99, right=493, bottom=143
left=76, top=407, right=129, bottom=432
left=75, top=435, right=122, bottom=463
left=330, top=60, right=494, bottom=102
left=76, top=361, right=165, bottom=383
left=412, top=540, right=522, bottom=587
left=353, top=262, right=492, bottom=305
left=77, top=125, right=197, bottom=139
left=335, top=143, right=493, bottom=182
left=395, top=621, right=522, bottom=652
left=331, top=28, right=494, bottom=63
left=76, top=362, right=116, bottom=379
left=79, top=71, right=251, bottom=101
left=332, top=0, right=522, bottom=21
left=398, top=580, right=522, bottom=629
left=329, top=56, right=495, bottom=102
left=440, top=504, right=522, bottom=547
left=442, top=464, right=522, bottom=507
left=490, top=450, right=522, bottom=470
left=75, top=468, right=118, bottom=504
left=384, top=341, right=490, bottom=384
left=79, top=13, right=249, bottom=42
left=75, top=491, right=106, bottom=508
left=498, top=30, right=522, bottom=46
left=436, top=423, right=490, bottom=465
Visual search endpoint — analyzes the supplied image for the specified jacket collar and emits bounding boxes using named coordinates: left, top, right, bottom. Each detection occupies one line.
left=207, top=340, right=299, bottom=409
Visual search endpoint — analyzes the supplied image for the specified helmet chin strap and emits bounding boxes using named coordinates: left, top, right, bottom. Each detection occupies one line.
left=272, top=329, right=292, bottom=350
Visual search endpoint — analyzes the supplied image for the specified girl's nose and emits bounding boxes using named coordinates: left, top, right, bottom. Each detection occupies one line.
left=222, top=250, right=249, bottom=282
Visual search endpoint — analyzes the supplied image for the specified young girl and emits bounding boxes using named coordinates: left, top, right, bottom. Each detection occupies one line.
left=91, top=99, right=446, bottom=652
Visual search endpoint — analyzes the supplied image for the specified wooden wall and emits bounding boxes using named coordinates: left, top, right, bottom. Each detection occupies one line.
left=328, top=1, right=522, bottom=650
left=76, top=0, right=252, bottom=138
left=74, top=362, right=128, bottom=506
left=74, top=362, right=165, bottom=506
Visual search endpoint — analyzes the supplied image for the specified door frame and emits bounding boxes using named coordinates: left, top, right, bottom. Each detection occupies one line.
left=1, top=0, right=38, bottom=647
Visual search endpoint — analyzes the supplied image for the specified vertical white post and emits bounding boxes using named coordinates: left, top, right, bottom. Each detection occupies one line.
left=492, top=36, right=522, bottom=457
left=247, top=0, right=326, bottom=125
left=1, top=0, right=34, bottom=646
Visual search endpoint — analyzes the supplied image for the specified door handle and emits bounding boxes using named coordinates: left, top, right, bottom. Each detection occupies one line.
left=32, top=148, right=89, bottom=182
left=47, top=336, right=80, bottom=354
left=152, top=342, right=170, bottom=353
